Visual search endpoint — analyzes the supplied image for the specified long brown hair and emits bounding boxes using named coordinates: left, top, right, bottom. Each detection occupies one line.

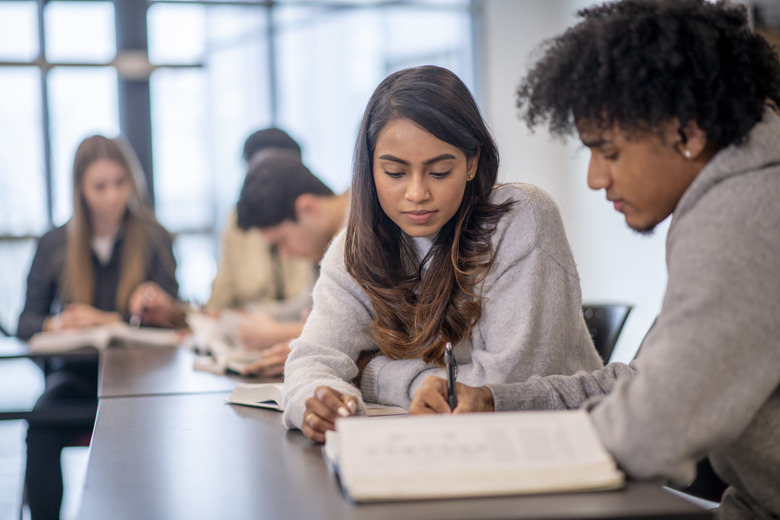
left=63, top=135, right=160, bottom=314
left=345, top=66, right=513, bottom=366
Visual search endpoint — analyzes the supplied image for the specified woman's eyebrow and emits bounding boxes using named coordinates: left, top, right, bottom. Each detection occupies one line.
left=377, top=153, right=457, bottom=166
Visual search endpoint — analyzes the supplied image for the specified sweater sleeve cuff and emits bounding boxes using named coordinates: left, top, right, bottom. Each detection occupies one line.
left=487, top=380, right=557, bottom=411
left=359, top=355, right=387, bottom=403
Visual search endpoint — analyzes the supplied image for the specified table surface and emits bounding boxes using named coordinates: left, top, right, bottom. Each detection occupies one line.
left=0, top=335, right=98, bottom=422
left=76, top=392, right=713, bottom=520
left=98, top=345, right=273, bottom=398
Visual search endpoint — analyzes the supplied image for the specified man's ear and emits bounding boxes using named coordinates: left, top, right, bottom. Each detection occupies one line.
left=294, top=193, right=318, bottom=220
left=670, top=119, right=709, bottom=160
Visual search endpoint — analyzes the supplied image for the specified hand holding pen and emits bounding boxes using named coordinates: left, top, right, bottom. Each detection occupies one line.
left=129, top=285, right=156, bottom=328
left=128, top=282, right=187, bottom=328
left=406, top=343, right=495, bottom=415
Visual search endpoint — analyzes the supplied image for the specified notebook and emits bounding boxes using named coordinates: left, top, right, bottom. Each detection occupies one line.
left=323, top=409, right=624, bottom=502
left=226, top=382, right=408, bottom=416
left=27, top=322, right=182, bottom=353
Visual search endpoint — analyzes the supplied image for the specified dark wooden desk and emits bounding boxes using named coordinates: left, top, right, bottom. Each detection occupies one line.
left=77, top=392, right=712, bottom=520
left=0, top=336, right=97, bottom=423
left=98, top=345, right=271, bottom=398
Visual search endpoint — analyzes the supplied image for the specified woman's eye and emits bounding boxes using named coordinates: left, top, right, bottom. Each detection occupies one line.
left=384, top=171, right=404, bottom=178
left=430, top=170, right=451, bottom=179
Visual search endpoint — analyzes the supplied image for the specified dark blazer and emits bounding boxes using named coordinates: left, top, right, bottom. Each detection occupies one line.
left=17, top=221, right=178, bottom=341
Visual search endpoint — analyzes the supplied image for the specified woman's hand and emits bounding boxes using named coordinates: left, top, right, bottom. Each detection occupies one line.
left=409, top=376, right=495, bottom=415
left=45, top=303, right=121, bottom=331
left=301, top=386, right=358, bottom=443
left=129, top=282, right=185, bottom=328
left=240, top=340, right=291, bottom=377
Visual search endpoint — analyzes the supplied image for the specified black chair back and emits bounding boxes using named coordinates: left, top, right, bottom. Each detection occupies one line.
left=582, top=304, right=633, bottom=363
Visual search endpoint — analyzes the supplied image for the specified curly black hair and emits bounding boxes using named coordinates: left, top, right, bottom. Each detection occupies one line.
left=517, top=0, right=780, bottom=147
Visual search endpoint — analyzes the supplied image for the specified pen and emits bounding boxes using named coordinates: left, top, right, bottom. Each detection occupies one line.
left=444, top=341, right=458, bottom=410
left=130, top=286, right=156, bottom=328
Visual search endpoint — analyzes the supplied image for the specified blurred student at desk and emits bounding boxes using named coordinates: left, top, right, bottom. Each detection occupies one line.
left=205, top=128, right=315, bottom=315
left=17, top=134, right=184, bottom=520
left=410, top=1, right=780, bottom=519
left=232, top=155, right=350, bottom=376
left=281, top=65, right=602, bottom=443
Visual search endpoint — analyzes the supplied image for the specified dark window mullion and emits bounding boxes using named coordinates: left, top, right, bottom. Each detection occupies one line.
left=37, top=0, right=53, bottom=230
left=114, top=0, right=156, bottom=206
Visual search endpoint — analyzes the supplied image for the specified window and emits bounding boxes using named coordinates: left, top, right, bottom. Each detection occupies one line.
left=0, top=1, right=119, bottom=333
left=0, top=0, right=475, bottom=333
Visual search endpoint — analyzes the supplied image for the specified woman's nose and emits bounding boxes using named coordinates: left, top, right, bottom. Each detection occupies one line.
left=405, top=173, right=430, bottom=203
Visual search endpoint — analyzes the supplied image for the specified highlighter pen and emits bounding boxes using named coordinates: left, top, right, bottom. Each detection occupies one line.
left=444, top=341, right=458, bottom=410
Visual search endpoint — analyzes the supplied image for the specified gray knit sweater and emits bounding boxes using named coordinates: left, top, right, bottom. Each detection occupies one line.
left=488, top=109, right=780, bottom=520
left=283, top=183, right=601, bottom=428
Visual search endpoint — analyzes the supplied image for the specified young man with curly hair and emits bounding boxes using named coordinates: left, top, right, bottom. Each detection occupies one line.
left=409, top=1, right=780, bottom=518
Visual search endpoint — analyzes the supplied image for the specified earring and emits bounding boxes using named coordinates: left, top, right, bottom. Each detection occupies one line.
left=684, top=149, right=692, bottom=159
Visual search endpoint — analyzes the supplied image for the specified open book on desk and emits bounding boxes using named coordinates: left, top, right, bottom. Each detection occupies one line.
left=226, top=382, right=408, bottom=417
left=27, top=322, right=183, bottom=354
left=187, top=310, right=267, bottom=375
left=323, top=409, right=624, bottom=502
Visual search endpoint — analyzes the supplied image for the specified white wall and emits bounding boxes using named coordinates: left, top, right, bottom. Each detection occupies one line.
left=479, top=0, right=669, bottom=363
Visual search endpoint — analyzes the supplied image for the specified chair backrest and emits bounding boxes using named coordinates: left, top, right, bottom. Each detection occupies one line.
left=582, top=303, right=633, bottom=363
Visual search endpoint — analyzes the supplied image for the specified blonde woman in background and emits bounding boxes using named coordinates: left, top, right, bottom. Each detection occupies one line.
left=18, top=134, right=183, bottom=520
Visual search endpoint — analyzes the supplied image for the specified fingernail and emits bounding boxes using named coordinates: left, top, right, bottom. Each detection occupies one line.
left=337, top=407, right=350, bottom=417
left=347, top=400, right=357, bottom=413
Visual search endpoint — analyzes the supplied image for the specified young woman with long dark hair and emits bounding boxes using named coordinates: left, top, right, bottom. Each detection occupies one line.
left=282, top=66, right=601, bottom=442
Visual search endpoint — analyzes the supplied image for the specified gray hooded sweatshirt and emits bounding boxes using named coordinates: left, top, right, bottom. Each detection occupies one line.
left=488, top=107, right=780, bottom=520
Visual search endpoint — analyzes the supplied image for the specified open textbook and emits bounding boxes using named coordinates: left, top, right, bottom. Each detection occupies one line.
left=323, top=409, right=624, bottom=502
left=27, top=322, right=182, bottom=353
left=187, top=311, right=267, bottom=374
left=227, top=382, right=408, bottom=417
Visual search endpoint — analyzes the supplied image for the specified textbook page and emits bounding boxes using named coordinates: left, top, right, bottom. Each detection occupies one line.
left=27, top=322, right=181, bottom=353
left=226, top=382, right=285, bottom=411
left=188, top=311, right=266, bottom=374
left=226, top=383, right=407, bottom=416
left=330, top=409, right=624, bottom=502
